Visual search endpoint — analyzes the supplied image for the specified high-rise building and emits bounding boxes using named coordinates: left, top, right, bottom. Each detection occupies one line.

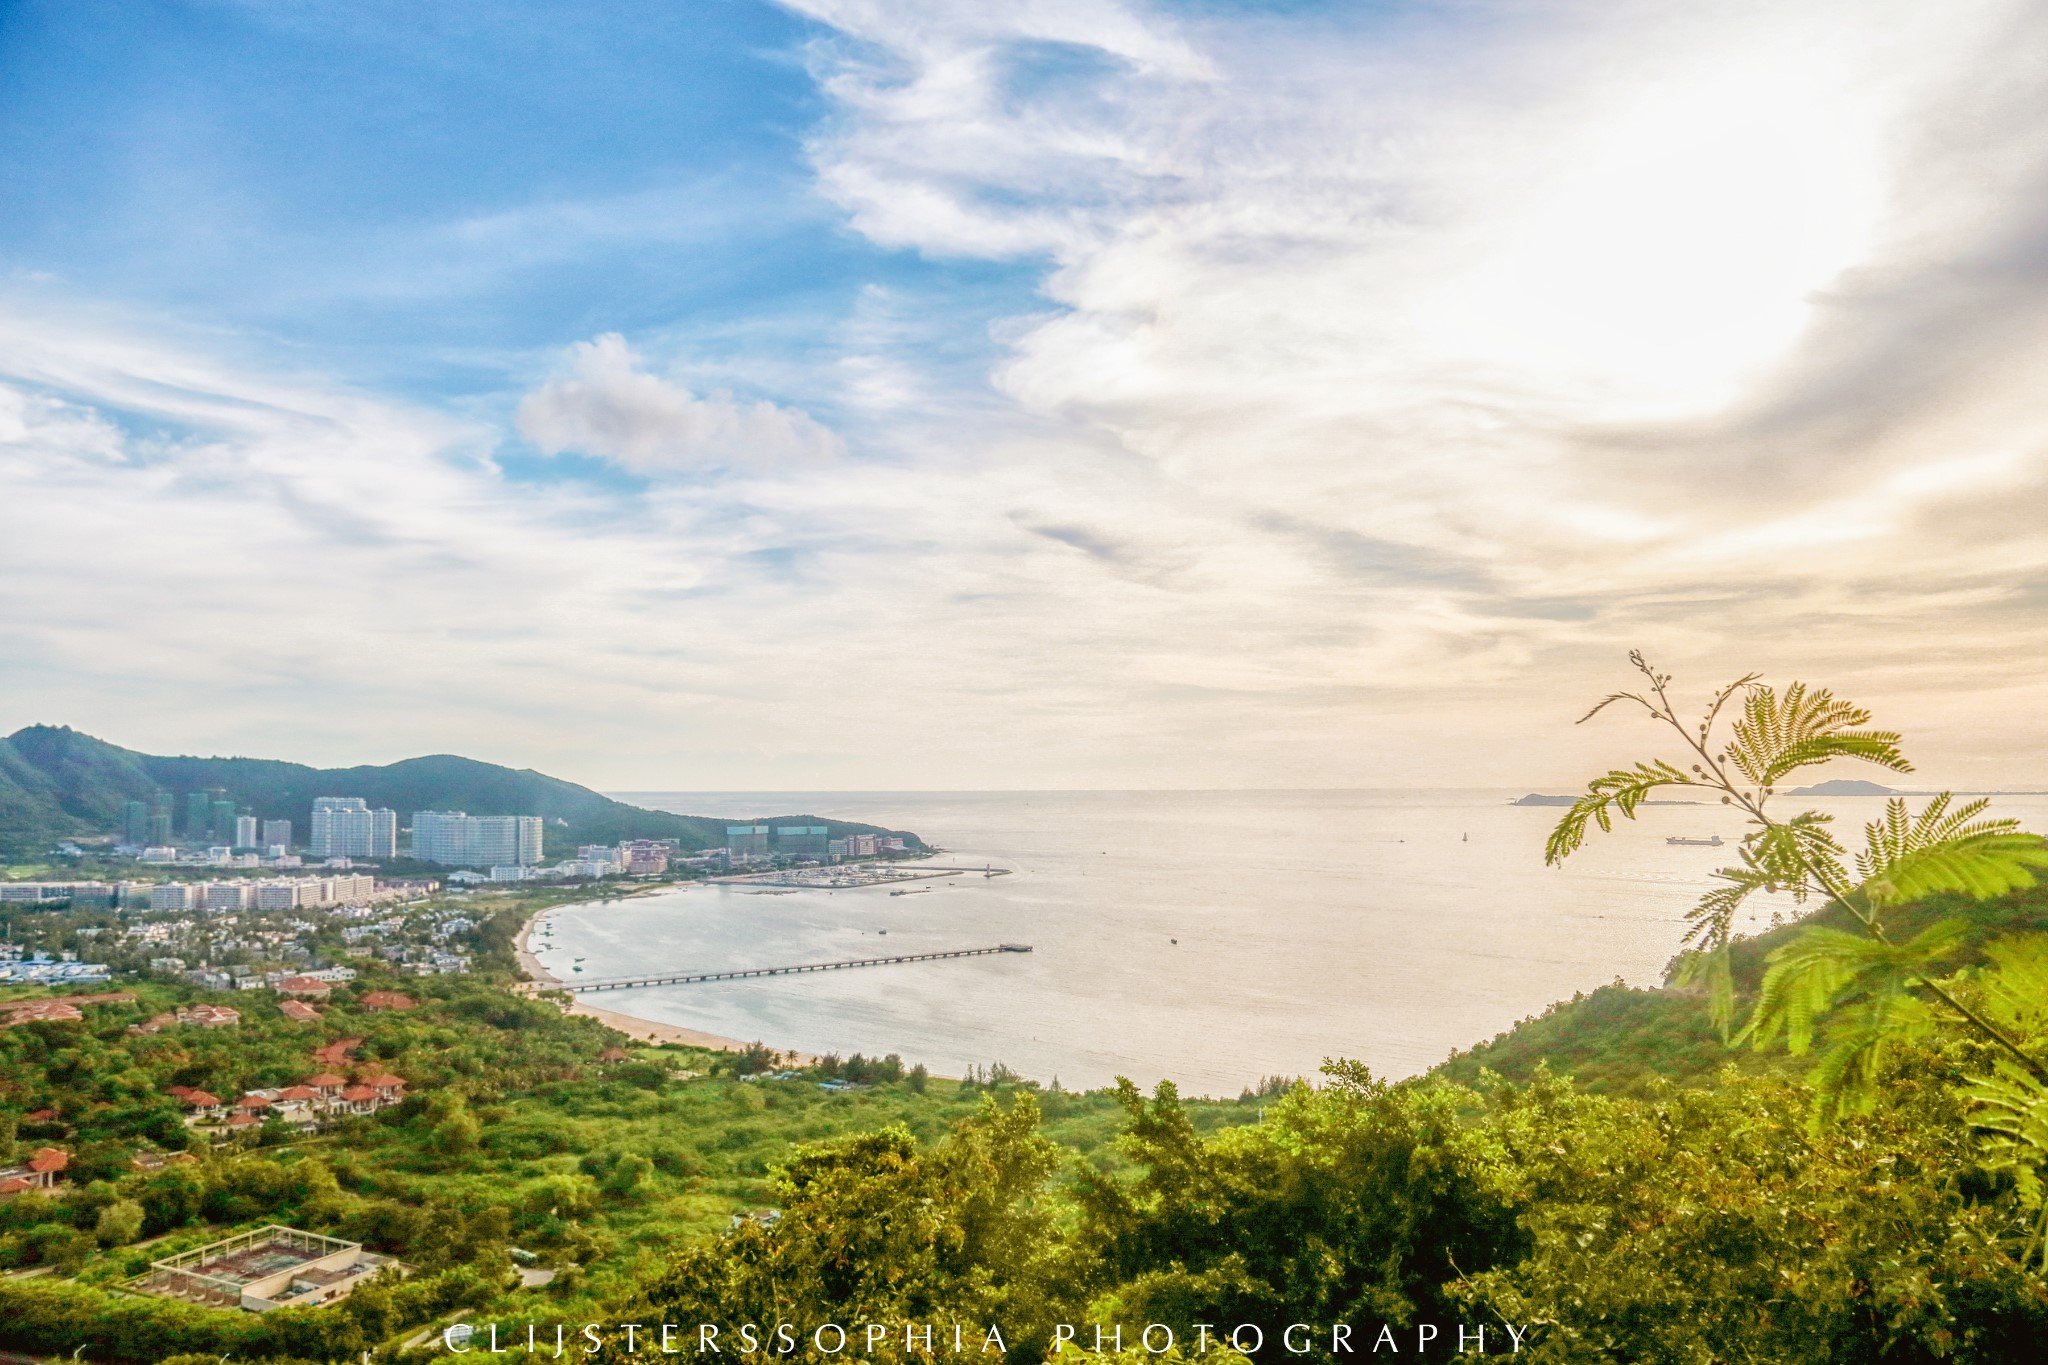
left=775, top=825, right=829, bottom=861
left=210, top=799, right=238, bottom=843
left=183, top=792, right=214, bottom=840
left=726, top=825, right=770, bottom=860
left=262, top=819, right=292, bottom=850
left=410, top=811, right=544, bottom=867
left=122, top=800, right=152, bottom=847
left=149, top=811, right=174, bottom=846
left=234, top=815, right=259, bottom=848
left=310, top=797, right=398, bottom=858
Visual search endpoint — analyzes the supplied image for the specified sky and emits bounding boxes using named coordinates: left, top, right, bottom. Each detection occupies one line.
left=3, top=0, right=2048, bottom=792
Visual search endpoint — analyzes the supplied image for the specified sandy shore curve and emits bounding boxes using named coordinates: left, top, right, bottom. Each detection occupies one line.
left=515, top=904, right=816, bottom=1062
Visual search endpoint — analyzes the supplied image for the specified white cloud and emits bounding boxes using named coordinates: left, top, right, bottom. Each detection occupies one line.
left=516, top=333, right=843, bottom=473
left=745, top=0, right=2048, bottom=785
left=10, top=1, right=2048, bottom=792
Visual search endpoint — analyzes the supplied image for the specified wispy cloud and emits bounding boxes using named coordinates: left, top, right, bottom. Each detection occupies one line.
left=6, top=0, right=2048, bottom=789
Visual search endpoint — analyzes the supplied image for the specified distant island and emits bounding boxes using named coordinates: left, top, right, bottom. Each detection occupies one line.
left=0, top=724, right=921, bottom=858
left=1788, top=778, right=1896, bottom=796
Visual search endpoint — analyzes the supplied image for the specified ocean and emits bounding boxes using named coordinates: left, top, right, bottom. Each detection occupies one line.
left=526, top=789, right=2048, bottom=1096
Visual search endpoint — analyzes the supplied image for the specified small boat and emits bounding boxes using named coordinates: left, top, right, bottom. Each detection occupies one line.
left=1666, top=834, right=1724, bottom=847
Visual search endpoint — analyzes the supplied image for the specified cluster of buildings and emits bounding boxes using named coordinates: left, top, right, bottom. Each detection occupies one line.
left=171, top=1068, right=410, bottom=1137
left=725, top=824, right=905, bottom=865
left=120, top=791, right=273, bottom=851
left=464, top=837, right=675, bottom=884
left=0, top=948, right=111, bottom=987
left=1, top=990, right=134, bottom=1026
left=147, top=873, right=379, bottom=913
left=114, top=791, right=554, bottom=870
left=132, top=909, right=469, bottom=988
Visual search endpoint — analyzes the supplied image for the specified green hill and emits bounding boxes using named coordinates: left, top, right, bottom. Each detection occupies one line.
left=0, top=725, right=923, bottom=858
left=1433, top=880, right=2048, bottom=1093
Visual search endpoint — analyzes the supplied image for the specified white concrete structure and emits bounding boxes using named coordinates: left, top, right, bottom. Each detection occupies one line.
left=412, top=811, right=544, bottom=867
left=203, top=882, right=254, bottom=912
left=309, top=798, right=398, bottom=859
left=150, top=883, right=200, bottom=912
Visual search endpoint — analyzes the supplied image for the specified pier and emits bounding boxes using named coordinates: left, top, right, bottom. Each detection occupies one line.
left=556, top=944, right=1033, bottom=994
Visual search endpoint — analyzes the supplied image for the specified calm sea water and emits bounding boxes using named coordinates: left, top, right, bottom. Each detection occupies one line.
left=526, top=790, right=2048, bottom=1096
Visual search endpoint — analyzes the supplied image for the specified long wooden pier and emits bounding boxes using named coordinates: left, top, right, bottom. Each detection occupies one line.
left=557, top=943, right=1033, bottom=994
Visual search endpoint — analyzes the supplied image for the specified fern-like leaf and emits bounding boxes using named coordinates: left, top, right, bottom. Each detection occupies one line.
left=1743, top=812, right=1847, bottom=904
left=1741, top=918, right=1971, bottom=1056
left=1965, top=1060, right=2048, bottom=1268
left=1855, top=794, right=2048, bottom=907
left=1805, top=990, right=1938, bottom=1121
left=1722, top=682, right=1911, bottom=789
left=1969, top=934, right=2048, bottom=1038
left=1544, top=760, right=1695, bottom=865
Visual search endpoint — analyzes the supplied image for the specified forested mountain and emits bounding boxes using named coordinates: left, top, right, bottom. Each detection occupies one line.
left=0, top=725, right=921, bottom=856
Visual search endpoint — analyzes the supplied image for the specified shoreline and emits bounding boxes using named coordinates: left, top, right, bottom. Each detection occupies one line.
left=515, top=899, right=818, bottom=1064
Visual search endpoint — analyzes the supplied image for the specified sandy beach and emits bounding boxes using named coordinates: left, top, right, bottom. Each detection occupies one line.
left=515, top=904, right=817, bottom=1063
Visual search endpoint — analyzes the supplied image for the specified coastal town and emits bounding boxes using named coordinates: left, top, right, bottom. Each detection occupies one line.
left=1, top=791, right=918, bottom=997
left=0, top=775, right=967, bottom=1351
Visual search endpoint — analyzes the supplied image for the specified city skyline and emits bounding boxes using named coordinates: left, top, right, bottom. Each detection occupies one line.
left=5, top=1, right=2048, bottom=790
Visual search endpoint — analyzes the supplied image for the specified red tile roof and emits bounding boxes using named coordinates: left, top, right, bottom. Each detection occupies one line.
left=339, top=1085, right=379, bottom=1102
left=277, top=1086, right=320, bottom=1101
left=304, top=1072, right=346, bottom=1088
left=278, top=1001, right=323, bottom=1022
left=358, top=991, right=416, bottom=1011
left=2, top=1002, right=83, bottom=1025
left=170, top=1088, right=222, bottom=1109
left=0, top=1176, right=36, bottom=1195
left=22, top=1108, right=56, bottom=1122
left=235, top=1094, right=270, bottom=1110
left=26, top=1148, right=68, bottom=1174
left=312, top=1038, right=362, bottom=1065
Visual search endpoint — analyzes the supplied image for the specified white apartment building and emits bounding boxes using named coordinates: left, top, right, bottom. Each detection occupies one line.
left=412, top=811, right=544, bottom=867
left=150, top=883, right=200, bottom=912
left=309, top=798, right=398, bottom=859
left=254, top=879, right=308, bottom=911
left=203, top=883, right=254, bottom=913
left=240, top=873, right=379, bottom=912
left=234, top=815, right=259, bottom=848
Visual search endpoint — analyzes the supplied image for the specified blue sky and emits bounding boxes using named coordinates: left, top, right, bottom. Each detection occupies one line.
left=3, top=0, right=2046, bottom=789
left=0, top=0, right=1032, bottom=408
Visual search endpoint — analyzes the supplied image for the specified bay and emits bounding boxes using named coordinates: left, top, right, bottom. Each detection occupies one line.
left=524, top=790, right=2048, bottom=1096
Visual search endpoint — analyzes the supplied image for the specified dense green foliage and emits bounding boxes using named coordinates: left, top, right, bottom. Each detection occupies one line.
left=616, top=1054, right=2048, bottom=1364
left=0, top=724, right=921, bottom=855
left=10, top=664, right=2048, bottom=1362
